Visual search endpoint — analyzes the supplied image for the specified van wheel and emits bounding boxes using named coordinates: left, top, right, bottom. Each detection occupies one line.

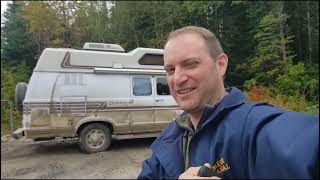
left=79, top=123, right=111, bottom=154
left=15, top=82, right=28, bottom=111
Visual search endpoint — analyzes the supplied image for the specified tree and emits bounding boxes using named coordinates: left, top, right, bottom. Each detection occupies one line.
left=1, top=1, right=36, bottom=68
left=22, top=1, right=62, bottom=55
left=0, top=1, right=318, bottom=115
left=49, top=1, right=75, bottom=47
left=247, top=1, right=294, bottom=86
left=285, top=1, right=319, bottom=65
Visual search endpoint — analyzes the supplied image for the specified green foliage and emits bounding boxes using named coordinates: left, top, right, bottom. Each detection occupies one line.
left=22, top=1, right=63, bottom=54
left=1, top=66, right=27, bottom=133
left=248, top=3, right=294, bottom=86
left=0, top=0, right=319, bottom=130
left=1, top=1, right=37, bottom=68
left=304, top=104, right=319, bottom=115
left=1, top=67, right=16, bottom=100
left=274, top=62, right=319, bottom=103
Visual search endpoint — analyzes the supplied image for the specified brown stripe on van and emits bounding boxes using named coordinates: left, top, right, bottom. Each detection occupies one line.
left=61, top=51, right=72, bottom=67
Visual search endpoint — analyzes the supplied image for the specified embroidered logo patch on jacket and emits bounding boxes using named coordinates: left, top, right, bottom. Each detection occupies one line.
left=210, top=158, right=230, bottom=174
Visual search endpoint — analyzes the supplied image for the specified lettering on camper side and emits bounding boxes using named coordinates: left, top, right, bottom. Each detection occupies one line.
left=108, top=99, right=134, bottom=106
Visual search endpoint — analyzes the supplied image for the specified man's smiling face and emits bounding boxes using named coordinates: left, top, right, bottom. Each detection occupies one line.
left=164, top=32, right=226, bottom=114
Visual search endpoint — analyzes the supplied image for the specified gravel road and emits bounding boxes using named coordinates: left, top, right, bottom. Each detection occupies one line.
left=1, top=134, right=155, bottom=179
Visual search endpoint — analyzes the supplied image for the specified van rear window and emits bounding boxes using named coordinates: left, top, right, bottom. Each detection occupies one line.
left=133, top=77, right=152, bottom=96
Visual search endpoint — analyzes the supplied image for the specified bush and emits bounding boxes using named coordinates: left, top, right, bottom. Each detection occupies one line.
left=275, top=62, right=319, bottom=103
left=245, top=85, right=317, bottom=114
left=1, top=66, right=27, bottom=134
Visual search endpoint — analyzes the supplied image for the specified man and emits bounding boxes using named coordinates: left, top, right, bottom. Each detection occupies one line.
left=138, top=26, right=319, bottom=179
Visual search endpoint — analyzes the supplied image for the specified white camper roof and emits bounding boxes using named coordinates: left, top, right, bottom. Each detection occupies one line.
left=82, top=42, right=125, bottom=52
left=34, top=44, right=165, bottom=73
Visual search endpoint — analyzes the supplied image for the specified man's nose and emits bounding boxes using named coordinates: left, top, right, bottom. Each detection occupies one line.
left=173, top=68, right=188, bottom=86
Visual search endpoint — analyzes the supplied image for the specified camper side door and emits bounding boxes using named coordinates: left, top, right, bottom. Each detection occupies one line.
left=129, top=75, right=156, bottom=133
left=154, top=76, right=177, bottom=131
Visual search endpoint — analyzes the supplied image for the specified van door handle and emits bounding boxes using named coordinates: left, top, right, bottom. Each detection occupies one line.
left=155, top=99, right=164, bottom=102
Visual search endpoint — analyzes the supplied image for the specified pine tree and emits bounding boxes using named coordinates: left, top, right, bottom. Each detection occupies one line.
left=247, top=1, right=294, bottom=86
left=1, top=1, right=36, bottom=68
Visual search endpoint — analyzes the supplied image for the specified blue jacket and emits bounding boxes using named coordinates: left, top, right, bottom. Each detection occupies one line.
left=138, top=87, right=319, bottom=179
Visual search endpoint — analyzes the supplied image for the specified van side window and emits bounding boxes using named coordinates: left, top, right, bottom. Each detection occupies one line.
left=133, top=77, right=152, bottom=96
left=156, top=77, right=170, bottom=95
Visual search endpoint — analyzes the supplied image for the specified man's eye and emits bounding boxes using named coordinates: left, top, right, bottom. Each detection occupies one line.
left=166, top=68, right=175, bottom=75
left=185, top=61, right=198, bottom=68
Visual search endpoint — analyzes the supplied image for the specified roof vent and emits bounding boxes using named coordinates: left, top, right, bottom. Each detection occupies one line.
left=83, top=42, right=125, bottom=52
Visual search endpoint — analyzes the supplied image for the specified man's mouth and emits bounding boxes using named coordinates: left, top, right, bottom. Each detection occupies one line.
left=177, top=88, right=195, bottom=94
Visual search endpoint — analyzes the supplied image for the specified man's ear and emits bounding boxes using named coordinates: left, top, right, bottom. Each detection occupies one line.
left=216, top=53, right=228, bottom=77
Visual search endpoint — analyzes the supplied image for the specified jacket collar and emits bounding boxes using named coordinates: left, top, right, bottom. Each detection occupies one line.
left=204, top=87, right=246, bottom=112
left=200, top=87, right=246, bottom=129
left=176, top=87, right=246, bottom=131
left=219, top=87, right=246, bottom=109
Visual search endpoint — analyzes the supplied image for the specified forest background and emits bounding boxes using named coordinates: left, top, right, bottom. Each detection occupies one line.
left=1, top=1, right=319, bottom=133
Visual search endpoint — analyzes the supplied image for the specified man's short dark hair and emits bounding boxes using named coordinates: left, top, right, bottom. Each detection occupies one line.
left=166, top=26, right=224, bottom=59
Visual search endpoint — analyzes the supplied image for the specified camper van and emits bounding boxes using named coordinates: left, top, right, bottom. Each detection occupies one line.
left=13, top=42, right=181, bottom=153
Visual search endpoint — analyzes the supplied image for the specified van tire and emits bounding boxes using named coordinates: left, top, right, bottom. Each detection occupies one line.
left=79, top=123, right=111, bottom=154
left=15, top=82, right=28, bottom=111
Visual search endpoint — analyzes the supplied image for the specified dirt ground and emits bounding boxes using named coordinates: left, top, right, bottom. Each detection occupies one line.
left=1, top=134, right=155, bottom=179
